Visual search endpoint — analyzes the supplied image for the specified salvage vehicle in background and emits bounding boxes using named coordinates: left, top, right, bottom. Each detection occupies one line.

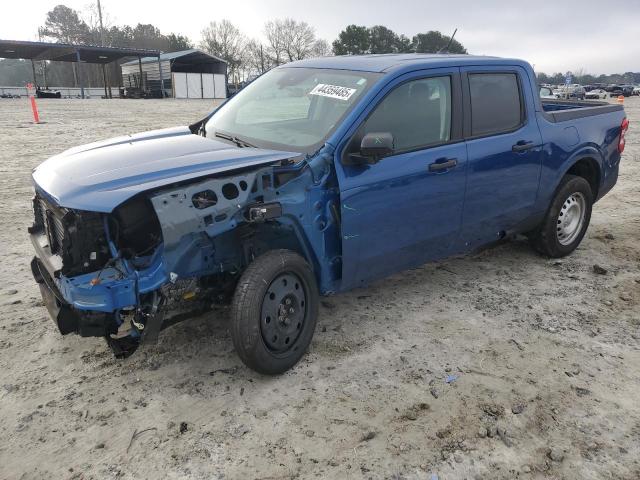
left=620, top=85, right=635, bottom=97
left=608, top=86, right=624, bottom=97
left=607, top=85, right=633, bottom=97
left=550, top=85, right=562, bottom=98
left=539, top=86, right=556, bottom=99
left=29, top=55, right=628, bottom=374
left=36, top=87, right=62, bottom=99
left=554, top=84, right=586, bottom=100
left=585, top=88, right=608, bottom=99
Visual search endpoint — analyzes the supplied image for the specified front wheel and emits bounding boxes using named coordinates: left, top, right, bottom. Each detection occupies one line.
left=529, top=175, right=593, bottom=258
left=230, top=250, right=319, bottom=374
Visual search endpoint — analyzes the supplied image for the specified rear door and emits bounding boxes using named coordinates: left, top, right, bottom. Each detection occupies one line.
left=336, top=68, right=467, bottom=288
left=459, top=66, right=543, bottom=249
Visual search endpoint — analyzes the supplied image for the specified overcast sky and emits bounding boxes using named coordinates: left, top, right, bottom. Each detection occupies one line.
left=2, top=0, right=639, bottom=74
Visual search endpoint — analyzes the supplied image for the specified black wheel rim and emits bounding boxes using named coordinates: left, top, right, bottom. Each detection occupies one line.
left=260, top=272, right=307, bottom=354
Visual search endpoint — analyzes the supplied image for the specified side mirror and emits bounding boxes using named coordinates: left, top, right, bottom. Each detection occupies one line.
left=348, top=132, right=394, bottom=164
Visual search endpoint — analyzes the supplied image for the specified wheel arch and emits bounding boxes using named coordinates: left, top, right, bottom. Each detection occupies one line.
left=559, top=150, right=603, bottom=200
left=242, top=217, right=323, bottom=288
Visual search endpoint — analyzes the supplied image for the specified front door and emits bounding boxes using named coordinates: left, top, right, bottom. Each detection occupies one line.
left=335, top=69, right=467, bottom=288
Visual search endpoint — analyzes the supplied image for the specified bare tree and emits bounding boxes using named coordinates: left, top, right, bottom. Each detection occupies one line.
left=573, top=67, right=585, bottom=83
left=200, top=20, right=247, bottom=84
left=198, top=18, right=329, bottom=81
left=84, top=2, right=113, bottom=38
left=245, top=40, right=273, bottom=76
left=311, top=39, right=331, bottom=58
left=264, top=18, right=326, bottom=65
left=264, top=20, right=286, bottom=66
left=283, top=19, right=316, bottom=61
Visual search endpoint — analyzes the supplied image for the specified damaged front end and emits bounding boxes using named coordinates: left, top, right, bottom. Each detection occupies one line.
left=30, top=188, right=177, bottom=357
left=28, top=158, right=325, bottom=358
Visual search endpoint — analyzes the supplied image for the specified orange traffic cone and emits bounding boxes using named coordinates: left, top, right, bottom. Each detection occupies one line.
left=26, top=82, right=40, bottom=123
left=617, top=95, right=624, bottom=104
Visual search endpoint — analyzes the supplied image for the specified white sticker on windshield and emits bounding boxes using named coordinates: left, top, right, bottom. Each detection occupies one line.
left=309, top=83, right=357, bottom=101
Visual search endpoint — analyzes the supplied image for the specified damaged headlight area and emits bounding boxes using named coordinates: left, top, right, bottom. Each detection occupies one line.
left=30, top=194, right=112, bottom=277
left=29, top=166, right=295, bottom=358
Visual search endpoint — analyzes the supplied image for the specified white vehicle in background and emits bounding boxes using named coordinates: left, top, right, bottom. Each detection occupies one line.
left=539, top=86, right=556, bottom=99
left=585, top=88, right=608, bottom=99
left=555, top=84, right=586, bottom=100
left=633, top=86, right=640, bottom=96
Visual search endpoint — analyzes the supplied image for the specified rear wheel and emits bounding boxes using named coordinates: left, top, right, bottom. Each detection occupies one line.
left=230, top=250, right=319, bottom=374
left=529, top=175, right=593, bottom=257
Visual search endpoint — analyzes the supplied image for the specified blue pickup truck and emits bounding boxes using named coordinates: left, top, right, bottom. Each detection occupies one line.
left=29, top=54, right=628, bottom=374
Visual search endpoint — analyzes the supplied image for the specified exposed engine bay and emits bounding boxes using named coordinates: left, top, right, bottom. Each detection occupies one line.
left=29, top=149, right=340, bottom=358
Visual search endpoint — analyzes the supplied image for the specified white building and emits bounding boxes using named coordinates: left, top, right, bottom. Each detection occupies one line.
left=121, top=49, right=227, bottom=99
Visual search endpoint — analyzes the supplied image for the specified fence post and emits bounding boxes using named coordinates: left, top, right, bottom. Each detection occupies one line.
left=157, top=55, right=165, bottom=98
left=76, top=49, right=85, bottom=99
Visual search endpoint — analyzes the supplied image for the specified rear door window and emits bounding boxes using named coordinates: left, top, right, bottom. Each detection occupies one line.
left=469, top=73, right=523, bottom=136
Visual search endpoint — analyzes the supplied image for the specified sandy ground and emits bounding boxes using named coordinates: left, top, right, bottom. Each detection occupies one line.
left=0, top=97, right=638, bottom=480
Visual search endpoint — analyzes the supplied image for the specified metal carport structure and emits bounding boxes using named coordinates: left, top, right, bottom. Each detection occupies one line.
left=121, top=49, right=227, bottom=99
left=0, top=39, right=163, bottom=99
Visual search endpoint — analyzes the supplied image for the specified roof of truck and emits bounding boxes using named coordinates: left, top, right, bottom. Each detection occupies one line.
left=285, top=54, right=529, bottom=73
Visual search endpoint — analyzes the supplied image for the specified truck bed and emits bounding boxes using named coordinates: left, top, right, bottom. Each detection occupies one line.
left=541, top=99, right=624, bottom=122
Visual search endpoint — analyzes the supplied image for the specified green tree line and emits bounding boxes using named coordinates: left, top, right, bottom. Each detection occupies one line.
left=332, top=25, right=466, bottom=55
left=536, top=71, right=640, bottom=85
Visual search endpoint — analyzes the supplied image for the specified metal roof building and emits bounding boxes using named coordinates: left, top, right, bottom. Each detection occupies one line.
left=0, top=39, right=162, bottom=98
left=121, top=49, right=227, bottom=99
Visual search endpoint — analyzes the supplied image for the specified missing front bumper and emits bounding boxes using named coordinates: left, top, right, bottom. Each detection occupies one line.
left=30, top=257, right=115, bottom=337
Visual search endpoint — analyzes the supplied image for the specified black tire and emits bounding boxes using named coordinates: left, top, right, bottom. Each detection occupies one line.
left=529, top=175, right=593, bottom=258
left=230, top=249, right=319, bottom=375
left=105, top=334, right=140, bottom=359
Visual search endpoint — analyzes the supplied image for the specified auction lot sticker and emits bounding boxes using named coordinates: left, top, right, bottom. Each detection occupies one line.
left=310, top=83, right=357, bottom=101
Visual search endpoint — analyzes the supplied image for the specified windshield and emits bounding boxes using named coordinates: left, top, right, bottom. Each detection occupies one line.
left=205, top=67, right=381, bottom=154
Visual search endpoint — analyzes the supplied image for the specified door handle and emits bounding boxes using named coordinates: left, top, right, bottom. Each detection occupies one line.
left=512, top=141, right=535, bottom=152
left=428, top=158, right=457, bottom=172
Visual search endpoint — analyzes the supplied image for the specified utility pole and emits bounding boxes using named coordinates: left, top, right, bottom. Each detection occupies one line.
left=37, top=28, right=47, bottom=88
left=96, top=0, right=112, bottom=98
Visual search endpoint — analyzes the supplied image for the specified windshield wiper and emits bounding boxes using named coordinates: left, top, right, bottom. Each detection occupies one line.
left=214, top=131, right=257, bottom=148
